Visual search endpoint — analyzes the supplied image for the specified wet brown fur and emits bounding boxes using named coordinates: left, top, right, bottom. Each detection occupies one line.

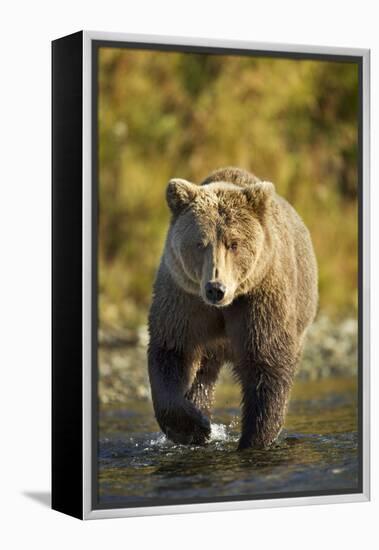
left=148, top=167, right=318, bottom=450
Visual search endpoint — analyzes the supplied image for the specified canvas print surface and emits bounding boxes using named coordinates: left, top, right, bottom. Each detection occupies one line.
left=95, top=45, right=360, bottom=508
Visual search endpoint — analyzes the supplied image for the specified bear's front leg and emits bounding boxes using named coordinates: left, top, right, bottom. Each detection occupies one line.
left=148, top=343, right=211, bottom=445
left=236, top=362, right=294, bottom=451
left=185, top=354, right=222, bottom=417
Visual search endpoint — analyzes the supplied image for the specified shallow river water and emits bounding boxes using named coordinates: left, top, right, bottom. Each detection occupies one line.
left=97, top=377, right=359, bottom=507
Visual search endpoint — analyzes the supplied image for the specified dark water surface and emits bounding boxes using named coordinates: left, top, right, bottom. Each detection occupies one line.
left=97, top=377, right=359, bottom=506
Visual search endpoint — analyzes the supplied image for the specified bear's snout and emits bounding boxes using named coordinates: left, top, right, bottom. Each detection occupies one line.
left=205, top=281, right=226, bottom=304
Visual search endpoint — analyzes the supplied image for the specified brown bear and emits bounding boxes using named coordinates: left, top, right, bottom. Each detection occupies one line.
left=148, top=167, right=318, bottom=450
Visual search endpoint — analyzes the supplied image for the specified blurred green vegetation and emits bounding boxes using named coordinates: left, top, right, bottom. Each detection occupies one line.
left=98, top=48, right=358, bottom=329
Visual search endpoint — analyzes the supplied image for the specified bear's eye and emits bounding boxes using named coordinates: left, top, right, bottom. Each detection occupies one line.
left=196, top=241, right=205, bottom=250
left=230, top=241, right=238, bottom=252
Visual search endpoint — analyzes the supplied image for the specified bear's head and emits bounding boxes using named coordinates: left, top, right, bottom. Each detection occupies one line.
left=164, top=177, right=275, bottom=307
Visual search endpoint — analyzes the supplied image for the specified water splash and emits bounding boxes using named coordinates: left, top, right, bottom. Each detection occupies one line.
left=147, top=433, right=169, bottom=448
left=138, top=422, right=234, bottom=451
left=210, top=423, right=229, bottom=441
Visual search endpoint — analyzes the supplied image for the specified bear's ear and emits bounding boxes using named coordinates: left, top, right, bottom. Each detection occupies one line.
left=166, top=178, right=198, bottom=215
left=243, top=181, right=275, bottom=219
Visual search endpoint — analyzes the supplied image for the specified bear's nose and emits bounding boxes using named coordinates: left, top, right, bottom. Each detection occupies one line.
left=205, top=282, right=226, bottom=303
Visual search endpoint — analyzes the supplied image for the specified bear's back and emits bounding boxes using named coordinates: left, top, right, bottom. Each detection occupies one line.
left=201, top=167, right=260, bottom=188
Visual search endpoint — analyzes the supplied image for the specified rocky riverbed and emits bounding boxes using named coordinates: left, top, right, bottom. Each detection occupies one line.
left=98, top=315, right=358, bottom=405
